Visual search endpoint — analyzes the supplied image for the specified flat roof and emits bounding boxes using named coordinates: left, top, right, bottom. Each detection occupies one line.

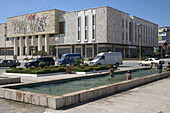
left=131, top=16, right=158, bottom=26
left=7, top=9, right=66, bottom=19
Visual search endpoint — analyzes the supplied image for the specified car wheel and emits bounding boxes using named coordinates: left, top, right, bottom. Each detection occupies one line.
left=139, top=63, right=143, bottom=66
left=115, top=63, right=119, bottom=67
left=97, top=63, right=101, bottom=65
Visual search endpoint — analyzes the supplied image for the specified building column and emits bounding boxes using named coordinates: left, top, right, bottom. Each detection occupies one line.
left=81, top=45, right=83, bottom=58
left=92, top=44, right=95, bottom=58
left=129, top=48, right=131, bottom=58
left=25, top=36, right=29, bottom=56
left=45, top=34, right=49, bottom=54
left=19, top=37, right=23, bottom=56
left=14, top=38, right=18, bottom=55
left=112, top=44, right=115, bottom=52
left=97, top=44, right=99, bottom=54
left=38, top=35, right=42, bottom=51
left=31, top=35, right=35, bottom=46
left=123, top=48, right=125, bottom=58
left=85, top=45, right=87, bottom=58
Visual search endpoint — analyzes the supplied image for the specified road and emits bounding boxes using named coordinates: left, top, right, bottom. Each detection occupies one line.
left=0, top=59, right=170, bottom=113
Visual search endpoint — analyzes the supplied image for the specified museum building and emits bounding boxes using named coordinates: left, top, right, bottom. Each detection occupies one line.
left=0, top=6, right=158, bottom=58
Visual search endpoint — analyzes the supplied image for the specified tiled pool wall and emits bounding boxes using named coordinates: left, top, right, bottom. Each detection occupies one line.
left=0, top=69, right=169, bottom=109
left=0, top=77, right=20, bottom=85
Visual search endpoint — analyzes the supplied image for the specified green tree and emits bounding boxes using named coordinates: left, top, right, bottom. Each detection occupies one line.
left=37, top=50, right=48, bottom=57
left=29, top=46, right=35, bottom=58
left=49, top=45, right=56, bottom=56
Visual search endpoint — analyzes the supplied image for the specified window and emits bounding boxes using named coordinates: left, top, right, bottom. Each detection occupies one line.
left=85, top=30, right=88, bottom=40
left=23, top=36, right=25, bottom=39
left=85, top=16, right=88, bottom=26
left=17, top=37, right=20, bottom=40
left=78, top=31, right=80, bottom=40
left=6, top=37, right=13, bottom=41
left=78, top=17, right=81, bottom=27
left=126, top=20, right=128, bottom=28
left=122, top=32, right=124, bottom=40
left=126, top=32, right=128, bottom=41
left=92, top=15, right=96, bottom=25
left=92, top=15, right=96, bottom=40
left=59, top=21, right=65, bottom=35
left=78, top=17, right=81, bottom=41
left=92, top=29, right=95, bottom=40
left=35, top=35, right=38, bottom=38
left=29, top=36, right=32, bottom=39
left=42, top=35, right=45, bottom=38
left=85, top=16, right=88, bottom=40
left=122, top=19, right=124, bottom=28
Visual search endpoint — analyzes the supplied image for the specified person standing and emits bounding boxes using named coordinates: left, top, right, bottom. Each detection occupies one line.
left=126, top=71, right=132, bottom=80
left=158, top=61, right=163, bottom=73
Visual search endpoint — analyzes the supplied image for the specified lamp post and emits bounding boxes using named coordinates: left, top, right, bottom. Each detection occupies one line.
left=138, top=23, right=142, bottom=61
left=55, top=37, right=59, bottom=66
left=4, top=25, right=7, bottom=60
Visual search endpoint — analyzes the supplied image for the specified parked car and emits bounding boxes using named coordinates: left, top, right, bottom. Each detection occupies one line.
left=90, top=52, right=123, bottom=66
left=138, top=58, right=164, bottom=66
left=0, top=59, right=20, bottom=68
left=59, top=53, right=81, bottom=65
left=24, top=57, right=55, bottom=68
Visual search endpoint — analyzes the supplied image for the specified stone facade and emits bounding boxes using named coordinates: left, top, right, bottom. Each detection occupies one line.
left=0, top=6, right=158, bottom=58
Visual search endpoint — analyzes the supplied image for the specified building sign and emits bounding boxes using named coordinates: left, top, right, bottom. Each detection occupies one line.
left=7, top=9, right=61, bottom=37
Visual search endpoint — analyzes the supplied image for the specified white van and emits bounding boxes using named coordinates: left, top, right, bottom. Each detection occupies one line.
left=90, top=52, right=123, bottom=66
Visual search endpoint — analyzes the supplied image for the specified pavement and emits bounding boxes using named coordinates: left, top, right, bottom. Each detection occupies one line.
left=0, top=59, right=170, bottom=113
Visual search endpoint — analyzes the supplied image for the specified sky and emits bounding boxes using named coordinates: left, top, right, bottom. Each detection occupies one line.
left=0, top=0, right=170, bottom=27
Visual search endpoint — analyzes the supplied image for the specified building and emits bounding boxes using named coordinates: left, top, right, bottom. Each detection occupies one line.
left=158, top=26, right=170, bottom=46
left=0, top=6, right=158, bottom=59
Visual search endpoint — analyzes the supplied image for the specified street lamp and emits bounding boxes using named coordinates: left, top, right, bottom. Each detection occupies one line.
left=55, top=37, right=59, bottom=65
left=4, top=25, right=7, bottom=60
left=138, top=23, right=142, bottom=61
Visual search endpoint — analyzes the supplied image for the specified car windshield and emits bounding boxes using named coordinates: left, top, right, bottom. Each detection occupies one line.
left=0, top=59, right=3, bottom=63
left=60, top=55, right=65, bottom=60
left=94, top=55, right=101, bottom=60
left=33, top=58, right=39, bottom=61
left=155, top=58, right=160, bottom=60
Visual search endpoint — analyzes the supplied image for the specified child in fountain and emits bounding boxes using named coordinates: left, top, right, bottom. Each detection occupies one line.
left=126, top=71, right=132, bottom=80
left=109, top=66, right=115, bottom=78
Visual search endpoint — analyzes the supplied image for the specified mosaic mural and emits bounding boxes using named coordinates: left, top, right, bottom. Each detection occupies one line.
left=12, top=13, right=48, bottom=34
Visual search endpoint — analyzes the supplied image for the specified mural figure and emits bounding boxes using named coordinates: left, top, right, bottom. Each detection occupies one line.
left=13, top=13, right=48, bottom=35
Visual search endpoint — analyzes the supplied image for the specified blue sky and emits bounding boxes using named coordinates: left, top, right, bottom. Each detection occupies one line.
left=0, top=0, right=169, bottom=27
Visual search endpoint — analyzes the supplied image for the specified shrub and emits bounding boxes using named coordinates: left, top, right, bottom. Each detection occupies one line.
left=83, top=63, right=89, bottom=66
left=39, top=62, right=46, bottom=68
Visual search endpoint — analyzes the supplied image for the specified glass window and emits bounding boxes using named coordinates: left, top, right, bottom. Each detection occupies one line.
left=92, top=15, right=95, bottom=25
left=85, top=16, right=88, bottom=26
left=126, top=20, right=128, bottom=28
left=122, top=32, right=124, bottom=40
left=85, top=30, right=88, bottom=40
left=92, top=29, right=95, bottom=40
left=78, top=31, right=80, bottom=40
left=122, top=19, right=124, bottom=28
left=78, top=17, right=81, bottom=27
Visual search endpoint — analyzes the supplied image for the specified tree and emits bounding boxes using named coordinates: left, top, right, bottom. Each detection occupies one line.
left=37, top=50, right=48, bottom=57
left=49, top=45, right=56, bottom=56
left=29, top=46, right=35, bottom=58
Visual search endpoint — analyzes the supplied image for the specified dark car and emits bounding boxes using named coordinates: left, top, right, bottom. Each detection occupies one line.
left=0, top=59, right=20, bottom=68
left=24, top=57, right=55, bottom=68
